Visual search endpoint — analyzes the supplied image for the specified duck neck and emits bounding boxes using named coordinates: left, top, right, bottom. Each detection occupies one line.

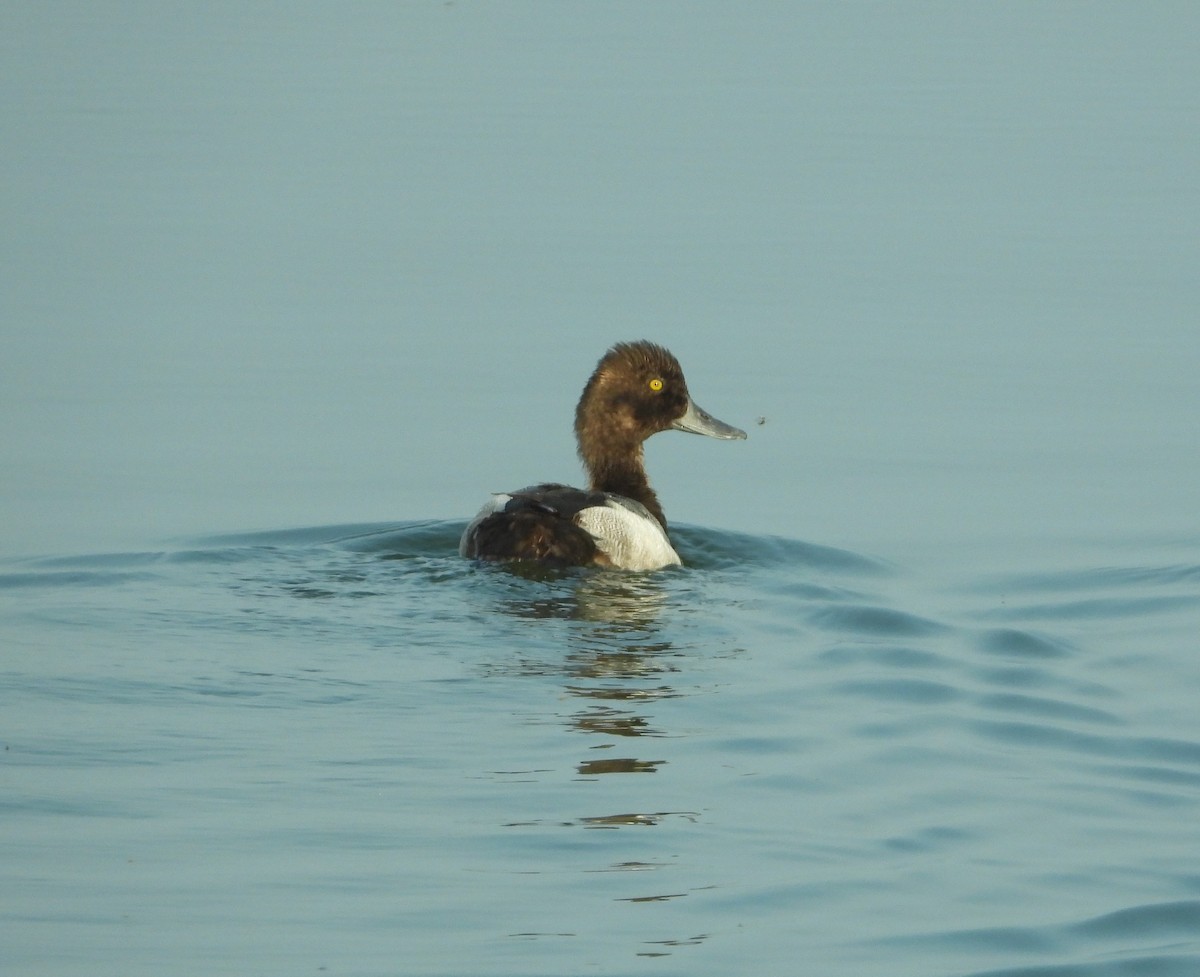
left=586, top=452, right=668, bottom=533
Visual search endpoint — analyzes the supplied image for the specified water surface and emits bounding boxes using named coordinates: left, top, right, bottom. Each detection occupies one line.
left=5, top=522, right=1200, bottom=975
left=3, top=3, right=1199, bottom=975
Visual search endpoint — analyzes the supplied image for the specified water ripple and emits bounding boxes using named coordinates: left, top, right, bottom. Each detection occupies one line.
left=977, top=627, right=1076, bottom=660
left=879, top=900, right=1200, bottom=975
left=809, top=604, right=952, bottom=637
left=5, top=522, right=1200, bottom=977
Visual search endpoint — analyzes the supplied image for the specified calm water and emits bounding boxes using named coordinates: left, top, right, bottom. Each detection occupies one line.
left=4, top=524, right=1200, bottom=975
left=4, top=3, right=1200, bottom=976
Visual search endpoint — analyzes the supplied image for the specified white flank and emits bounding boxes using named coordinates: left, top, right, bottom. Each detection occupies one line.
left=577, top=502, right=682, bottom=571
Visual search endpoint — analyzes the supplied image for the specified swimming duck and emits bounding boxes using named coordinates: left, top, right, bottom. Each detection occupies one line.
left=460, top=341, right=746, bottom=570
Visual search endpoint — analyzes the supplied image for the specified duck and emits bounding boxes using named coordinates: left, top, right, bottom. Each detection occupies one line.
left=460, top=341, right=746, bottom=570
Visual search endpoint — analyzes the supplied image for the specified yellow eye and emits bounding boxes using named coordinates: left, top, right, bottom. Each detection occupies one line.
left=648, top=377, right=664, bottom=392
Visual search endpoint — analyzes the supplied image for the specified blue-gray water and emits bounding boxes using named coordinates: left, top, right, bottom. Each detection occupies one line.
left=5, top=524, right=1200, bottom=975
left=3, top=4, right=1199, bottom=976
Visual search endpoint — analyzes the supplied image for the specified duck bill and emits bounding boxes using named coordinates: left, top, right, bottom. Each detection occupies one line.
left=671, top=398, right=747, bottom=440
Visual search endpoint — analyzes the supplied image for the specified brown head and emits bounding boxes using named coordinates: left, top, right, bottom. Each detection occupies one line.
left=573, top=341, right=746, bottom=528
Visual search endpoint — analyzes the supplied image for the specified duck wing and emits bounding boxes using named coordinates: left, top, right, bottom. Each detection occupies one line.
left=459, top=484, right=606, bottom=565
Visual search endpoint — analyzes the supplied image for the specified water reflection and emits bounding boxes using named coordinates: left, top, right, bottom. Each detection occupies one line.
left=577, top=757, right=664, bottom=776
left=578, top=813, right=698, bottom=829
left=573, top=707, right=662, bottom=738
left=478, top=566, right=685, bottom=765
left=488, top=562, right=671, bottom=626
left=480, top=567, right=684, bottom=753
left=358, top=529, right=759, bottom=956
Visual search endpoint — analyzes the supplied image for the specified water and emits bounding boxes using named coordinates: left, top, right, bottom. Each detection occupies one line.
left=4, top=524, right=1199, bottom=975
left=3, top=3, right=1200, bottom=975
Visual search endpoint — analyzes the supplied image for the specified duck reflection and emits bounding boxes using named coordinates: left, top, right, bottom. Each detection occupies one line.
left=479, top=566, right=692, bottom=770
left=474, top=563, right=725, bottom=932
left=489, top=561, right=670, bottom=626
left=573, top=707, right=660, bottom=738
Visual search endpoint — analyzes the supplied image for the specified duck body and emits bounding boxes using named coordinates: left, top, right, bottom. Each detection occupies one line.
left=459, top=341, right=746, bottom=571
left=462, top=483, right=683, bottom=570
